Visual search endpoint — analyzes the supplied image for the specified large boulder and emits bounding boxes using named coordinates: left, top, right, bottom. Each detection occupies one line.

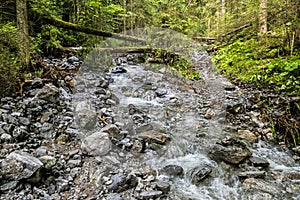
left=187, top=166, right=212, bottom=185
left=75, top=109, right=97, bottom=131
left=35, top=83, right=59, bottom=103
left=209, top=137, right=252, bottom=165
left=0, top=151, right=43, bottom=191
left=81, top=131, right=112, bottom=156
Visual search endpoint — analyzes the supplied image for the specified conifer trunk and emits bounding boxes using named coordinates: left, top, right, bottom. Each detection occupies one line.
left=259, top=0, right=267, bottom=34
left=16, top=0, right=30, bottom=68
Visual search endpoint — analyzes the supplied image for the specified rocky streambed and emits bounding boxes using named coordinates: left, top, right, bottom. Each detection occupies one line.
left=0, top=52, right=300, bottom=200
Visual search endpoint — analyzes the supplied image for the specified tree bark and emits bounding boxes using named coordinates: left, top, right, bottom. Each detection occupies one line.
left=40, top=14, right=146, bottom=44
left=259, top=0, right=267, bottom=34
left=221, top=0, right=226, bottom=17
left=16, top=0, right=30, bottom=68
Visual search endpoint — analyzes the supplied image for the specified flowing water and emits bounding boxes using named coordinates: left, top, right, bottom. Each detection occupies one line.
left=78, top=51, right=300, bottom=199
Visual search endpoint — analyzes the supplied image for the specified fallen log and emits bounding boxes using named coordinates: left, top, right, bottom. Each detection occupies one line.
left=38, top=13, right=146, bottom=44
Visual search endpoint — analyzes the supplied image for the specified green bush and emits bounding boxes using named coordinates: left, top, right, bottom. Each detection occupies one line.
left=213, top=39, right=300, bottom=94
left=0, top=22, right=22, bottom=97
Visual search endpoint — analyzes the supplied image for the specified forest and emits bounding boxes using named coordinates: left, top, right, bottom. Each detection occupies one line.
left=1, top=0, right=299, bottom=146
left=1, top=1, right=300, bottom=199
left=1, top=0, right=299, bottom=95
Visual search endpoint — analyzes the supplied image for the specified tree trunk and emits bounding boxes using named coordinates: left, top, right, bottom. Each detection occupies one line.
left=259, top=0, right=267, bottom=34
left=16, top=0, right=30, bottom=68
left=123, top=0, right=126, bottom=33
left=39, top=13, right=146, bottom=44
left=221, top=0, right=226, bottom=17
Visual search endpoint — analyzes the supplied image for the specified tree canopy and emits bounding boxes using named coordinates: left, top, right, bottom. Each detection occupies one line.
left=0, top=0, right=299, bottom=95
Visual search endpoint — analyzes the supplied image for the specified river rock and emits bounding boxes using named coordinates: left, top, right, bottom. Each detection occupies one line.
left=35, top=83, right=59, bottom=103
left=0, top=181, right=18, bottom=192
left=209, top=143, right=252, bottom=165
left=102, top=124, right=123, bottom=140
left=12, top=127, right=28, bottom=142
left=139, top=190, right=163, bottom=199
left=237, top=130, right=258, bottom=143
left=1, top=151, right=43, bottom=185
left=155, top=181, right=171, bottom=193
left=40, top=122, right=54, bottom=139
left=81, top=131, right=112, bottom=156
left=242, top=178, right=279, bottom=195
left=187, top=166, right=212, bottom=185
left=19, top=117, right=30, bottom=126
left=67, top=56, right=79, bottom=64
left=107, top=173, right=138, bottom=192
left=131, top=139, right=145, bottom=154
left=238, top=171, right=265, bottom=179
left=75, top=109, right=97, bottom=131
left=39, top=155, right=56, bottom=170
left=285, top=171, right=300, bottom=180
left=249, top=156, right=269, bottom=168
left=155, top=88, right=167, bottom=97
left=138, top=130, right=167, bottom=144
left=243, top=192, right=273, bottom=200
left=160, top=165, right=184, bottom=178
left=106, top=193, right=123, bottom=200
left=204, top=108, right=214, bottom=119
left=111, top=66, right=127, bottom=73
left=31, top=77, right=43, bottom=88
left=59, top=87, right=72, bottom=101
left=2, top=124, right=15, bottom=135
left=1, top=133, right=13, bottom=143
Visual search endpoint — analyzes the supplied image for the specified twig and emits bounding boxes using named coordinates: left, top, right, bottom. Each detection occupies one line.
left=97, top=115, right=108, bottom=125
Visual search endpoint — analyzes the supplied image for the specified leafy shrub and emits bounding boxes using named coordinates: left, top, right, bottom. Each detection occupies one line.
left=0, top=23, right=22, bottom=97
left=213, top=39, right=300, bottom=94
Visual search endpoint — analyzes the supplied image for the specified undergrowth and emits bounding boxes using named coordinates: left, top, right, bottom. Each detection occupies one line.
left=213, top=37, right=300, bottom=147
left=213, top=38, right=300, bottom=94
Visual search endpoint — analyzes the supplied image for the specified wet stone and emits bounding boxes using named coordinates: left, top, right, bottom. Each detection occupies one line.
left=0, top=133, right=13, bottom=143
left=40, top=122, right=54, bottom=139
left=187, top=166, right=212, bottom=185
left=59, top=87, right=72, bottom=101
left=139, top=190, right=163, bottom=199
left=242, top=178, right=279, bottom=195
left=285, top=171, right=300, bottom=180
left=67, top=159, right=82, bottom=168
left=204, top=108, right=214, bottom=119
left=0, top=180, right=18, bottom=192
left=19, top=117, right=30, bottom=126
left=111, top=66, right=127, bottom=73
left=81, top=131, right=112, bottom=156
left=2, top=151, right=43, bottom=181
left=67, top=56, right=79, bottom=64
left=107, top=173, right=138, bottom=193
left=238, top=171, right=265, bottom=179
left=35, top=83, right=59, bottom=103
left=12, top=127, right=28, bottom=142
left=155, top=88, right=167, bottom=97
left=209, top=143, right=252, bottom=165
left=249, top=157, right=270, bottom=168
left=160, top=165, right=184, bottom=178
left=31, top=77, right=44, bottom=88
left=131, top=139, right=145, bottom=154
left=2, top=124, right=15, bottom=135
left=138, top=130, right=167, bottom=144
left=75, top=109, right=97, bottom=131
left=155, top=181, right=171, bottom=193
left=106, top=193, right=124, bottom=200
left=237, top=130, right=258, bottom=143
left=102, top=124, right=121, bottom=139
left=39, top=155, right=56, bottom=170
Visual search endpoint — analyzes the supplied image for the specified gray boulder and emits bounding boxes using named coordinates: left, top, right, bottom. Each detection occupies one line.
left=81, top=131, right=112, bottom=156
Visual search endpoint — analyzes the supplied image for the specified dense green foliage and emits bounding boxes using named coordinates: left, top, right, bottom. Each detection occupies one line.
left=213, top=39, right=300, bottom=94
